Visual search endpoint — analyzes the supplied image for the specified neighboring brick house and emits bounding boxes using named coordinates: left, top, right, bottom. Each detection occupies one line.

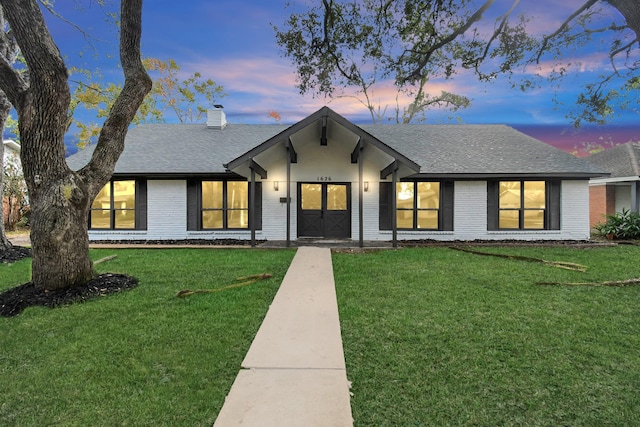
left=66, top=106, right=606, bottom=246
left=586, top=141, right=640, bottom=228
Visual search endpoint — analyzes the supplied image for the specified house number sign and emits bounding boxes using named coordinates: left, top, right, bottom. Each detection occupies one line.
left=317, top=176, right=332, bottom=181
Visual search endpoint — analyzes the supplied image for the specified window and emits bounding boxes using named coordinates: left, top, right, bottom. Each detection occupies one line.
left=202, top=181, right=249, bottom=229
left=488, top=180, right=561, bottom=230
left=396, top=182, right=440, bottom=229
left=379, top=180, right=454, bottom=231
left=90, top=180, right=147, bottom=230
left=498, top=181, right=545, bottom=229
left=187, top=180, right=262, bottom=230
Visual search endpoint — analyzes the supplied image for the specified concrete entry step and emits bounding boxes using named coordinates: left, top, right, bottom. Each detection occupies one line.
left=213, top=247, right=353, bottom=426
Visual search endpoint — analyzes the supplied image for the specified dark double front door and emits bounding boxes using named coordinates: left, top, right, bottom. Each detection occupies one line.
left=297, top=183, right=351, bottom=238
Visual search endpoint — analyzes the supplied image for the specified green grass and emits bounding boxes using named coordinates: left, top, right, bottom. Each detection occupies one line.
left=333, top=246, right=640, bottom=426
left=0, top=248, right=295, bottom=426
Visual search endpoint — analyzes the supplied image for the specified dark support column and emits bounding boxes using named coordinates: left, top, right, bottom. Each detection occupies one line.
left=250, top=168, right=256, bottom=247
left=286, top=139, right=295, bottom=247
left=248, top=159, right=267, bottom=248
left=632, top=181, right=640, bottom=214
left=358, top=143, right=364, bottom=248
left=392, top=168, right=398, bottom=248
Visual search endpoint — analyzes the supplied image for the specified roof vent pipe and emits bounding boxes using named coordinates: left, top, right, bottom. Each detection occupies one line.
left=207, top=105, right=227, bottom=129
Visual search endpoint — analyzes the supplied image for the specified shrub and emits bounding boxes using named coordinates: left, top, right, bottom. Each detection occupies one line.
left=594, top=208, right=640, bottom=239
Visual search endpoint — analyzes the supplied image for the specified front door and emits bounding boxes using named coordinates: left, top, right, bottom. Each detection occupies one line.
left=298, top=183, right=351, bottom=238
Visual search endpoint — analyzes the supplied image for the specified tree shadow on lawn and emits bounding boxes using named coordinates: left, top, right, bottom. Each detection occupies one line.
left=0, top=247, right=137, bottom=317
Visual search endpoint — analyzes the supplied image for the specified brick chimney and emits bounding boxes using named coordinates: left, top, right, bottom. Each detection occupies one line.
left=207, top=105, right=227, bottom=129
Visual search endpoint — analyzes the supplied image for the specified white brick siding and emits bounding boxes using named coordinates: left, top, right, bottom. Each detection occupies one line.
left=89, top=178, right=592, bottom=242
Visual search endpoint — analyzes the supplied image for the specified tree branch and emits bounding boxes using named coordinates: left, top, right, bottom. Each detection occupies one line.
left=535, top=0, right=599, bottom=63
left=81, top=0, right=151, bottom=197
left=405, top=0, right=496, bottom=83
left=0, top=54, right=25, bottom=109
left=470, top=0, right=520, bottom=71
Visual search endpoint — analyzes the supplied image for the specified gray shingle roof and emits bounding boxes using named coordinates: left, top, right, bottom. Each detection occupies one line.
left=66, top=118, right=606, bottom=177
left=585, top=141, right=640, bottom=178
left=361, top=124, right=604, bottom=176
left=65, top=123, right=287, bottom=175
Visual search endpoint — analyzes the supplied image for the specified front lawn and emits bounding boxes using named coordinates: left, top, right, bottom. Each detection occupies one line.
left=333, top=245, right=640, bottom=426
left=0, top=248, right=294, bottom=426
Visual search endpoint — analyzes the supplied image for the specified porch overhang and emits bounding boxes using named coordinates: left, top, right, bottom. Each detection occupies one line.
left=224, top=106, right=421, bottom=178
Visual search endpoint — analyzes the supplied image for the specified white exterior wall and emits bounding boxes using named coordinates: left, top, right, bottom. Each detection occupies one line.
left=147, top=180, right=187, bottom=239
left=615, top=184, right=632, bottom=212
left=88, top=178, right=592, bottom=242
left=89, top=180, right=187, bottom=241
left=366, top=179, right=591, bottom=242
left=560, top=180, right=591, bottom=239
left=259, top=179, right=291, bottom=241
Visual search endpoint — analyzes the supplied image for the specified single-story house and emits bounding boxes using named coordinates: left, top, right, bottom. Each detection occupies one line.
left=66, top=106, right=606, bottom=246
left=586, top=141, right=640, bottom=227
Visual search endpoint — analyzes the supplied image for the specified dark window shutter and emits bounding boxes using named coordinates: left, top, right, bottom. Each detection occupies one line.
left=379, top=182, right=392, bottom=230
left=487, top=180, right=499, bottom=231
left=254, top=182, right=262, bottom=230
left=547, top=180, right=561, bottom=230
left=135, top=180, right=147, bottom=230
left=441, top=180, right=454, bottom=231
left=186, top=180, right=200, bottom=231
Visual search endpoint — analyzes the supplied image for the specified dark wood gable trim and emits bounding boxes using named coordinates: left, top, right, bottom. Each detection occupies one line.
left=225, top=106, right=420, bottom=174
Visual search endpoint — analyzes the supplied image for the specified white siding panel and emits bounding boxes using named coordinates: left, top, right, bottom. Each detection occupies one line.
left=615, top=184, right=632, bottom=212
left=147, top=180, right=187, bottom=240
left=560, top=180, right=590, bottom=240
left=454, top=181, right=487, bottom=241
left=262, top=180, right=293, bottom=241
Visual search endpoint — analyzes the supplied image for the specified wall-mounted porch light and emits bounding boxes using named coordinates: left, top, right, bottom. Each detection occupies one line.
left=364, top=181, right=369, bottom=192
left=274, top=181, right=279, bottom=191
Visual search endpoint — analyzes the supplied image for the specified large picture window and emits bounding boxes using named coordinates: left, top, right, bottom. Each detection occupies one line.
left=187, top=180, right=262, bottom=231
left=379, top=180, right=454, bottom=231
left=90, top=180, right=147, bottom=230
left=488, top=180, right=561, bottom=231
left=202, top=181, right=249, bottom=229
left=498, top=181, right=545, bottom=229
left=396, top=182, right=440, bottom=229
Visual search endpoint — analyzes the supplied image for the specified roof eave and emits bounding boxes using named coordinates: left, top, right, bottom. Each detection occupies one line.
left=407, top=172, right=609, bottom=180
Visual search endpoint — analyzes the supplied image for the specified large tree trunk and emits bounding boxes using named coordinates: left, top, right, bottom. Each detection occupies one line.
left=0, top=0, right=151, bottom=290
left=607, top=0, right=640, bottom=43
left=29, top=173, right=94, bottom=287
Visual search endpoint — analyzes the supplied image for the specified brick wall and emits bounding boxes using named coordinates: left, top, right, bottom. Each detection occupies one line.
left=589, top=184, right=615, bottom=227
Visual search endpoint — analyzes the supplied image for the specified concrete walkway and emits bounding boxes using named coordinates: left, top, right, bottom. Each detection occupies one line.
left=213, top=247, right=353, bottom=427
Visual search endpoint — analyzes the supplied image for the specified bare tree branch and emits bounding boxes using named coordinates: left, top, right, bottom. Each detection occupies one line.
left=405, top=0, right=496, bottom=82
left=536, top=0, right=599, bottom=63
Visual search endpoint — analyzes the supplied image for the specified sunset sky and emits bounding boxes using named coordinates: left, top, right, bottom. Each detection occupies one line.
left=35, top=0, right=640, bottom=154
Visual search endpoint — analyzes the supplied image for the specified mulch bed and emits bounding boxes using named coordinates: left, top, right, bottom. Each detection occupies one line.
left=0, top=273, right=138, bottom=318
left=91, top=239, right=264, bottom=246
left=0, top=245, right=32, bottom=263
